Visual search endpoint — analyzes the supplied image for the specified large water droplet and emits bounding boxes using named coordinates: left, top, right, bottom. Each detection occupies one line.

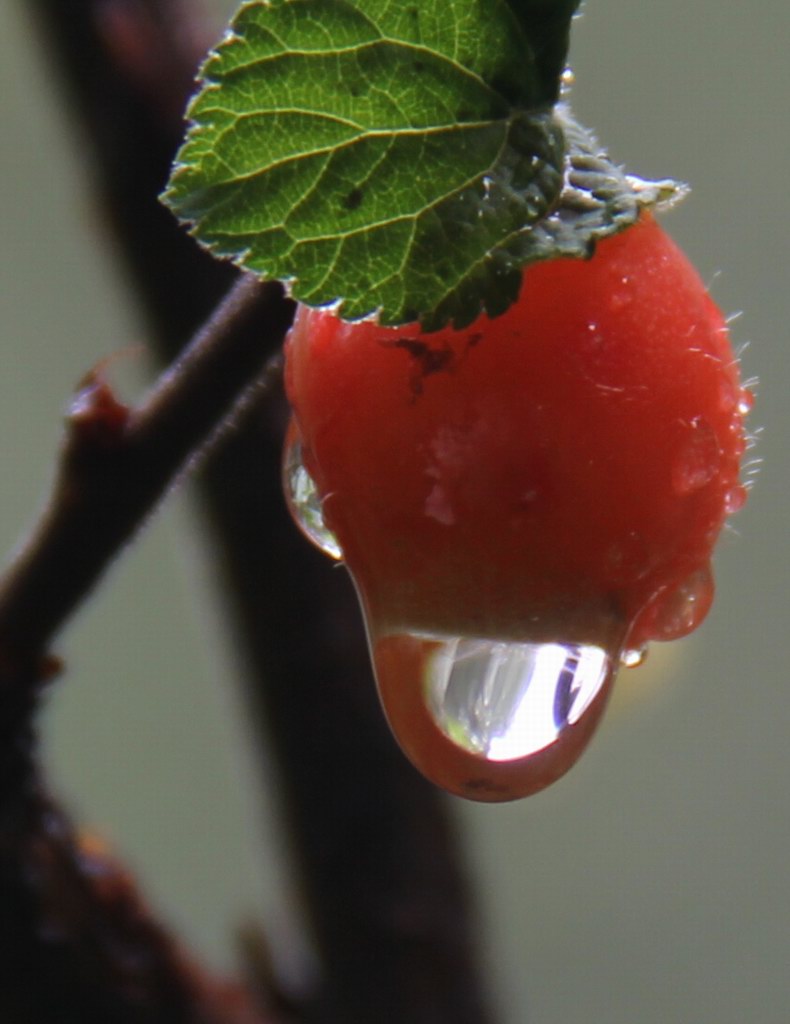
left=373, top=632, right=618, bottom=802
left=426, top=638, right=610, bottom=759
left=282, top=421, right=343, bottom=560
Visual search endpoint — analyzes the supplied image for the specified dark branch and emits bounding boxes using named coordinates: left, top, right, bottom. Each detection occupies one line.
left=0, top=275, right=291, bottom=661
left=0, top=273, right=290, bottom=1022
left=0, top=787, right=272, bottom=1023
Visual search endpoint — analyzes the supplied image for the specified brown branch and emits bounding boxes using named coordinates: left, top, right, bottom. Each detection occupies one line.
left=27, top=1, right=496, bottom=1021
left=0, top=275, right=290, bottom=660
left=0, top=788, right=271, bottom=1024
left=0, top=275, right=290, bottom=1023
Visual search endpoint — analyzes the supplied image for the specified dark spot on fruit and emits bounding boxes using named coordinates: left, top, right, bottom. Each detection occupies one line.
left=466, top=332, right=483, bottom=349
left=380, top=336, right=458, bottom=398
left=343, top=187, right=364, bottom=211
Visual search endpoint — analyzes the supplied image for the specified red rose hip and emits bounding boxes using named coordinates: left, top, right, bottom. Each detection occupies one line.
left=283, top=214, right=750, bottom=802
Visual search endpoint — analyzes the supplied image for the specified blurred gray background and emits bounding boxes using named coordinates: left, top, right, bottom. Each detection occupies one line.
left=1, top=2, right=787, bottom=1021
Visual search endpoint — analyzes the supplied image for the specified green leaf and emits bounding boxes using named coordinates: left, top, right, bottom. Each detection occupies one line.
left=164, top=0, right=680, bottom=330
left=164, top=0, right=567, bottom=328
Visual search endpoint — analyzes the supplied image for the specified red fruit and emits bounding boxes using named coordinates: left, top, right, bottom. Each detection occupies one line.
left=284, top=214, right=750, bottom=802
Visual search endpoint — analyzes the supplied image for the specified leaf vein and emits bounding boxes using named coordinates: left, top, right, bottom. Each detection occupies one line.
left=208, top=37, right=494, bottom=99
left=195, top=117, right=502, bottom=192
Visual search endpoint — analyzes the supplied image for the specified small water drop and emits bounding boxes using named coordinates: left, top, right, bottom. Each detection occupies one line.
left=373, top=632, right=618, bottom=801
left=585, top=321, right=604, bottom=347
left=282, top=421, right=343, bottom=560
left=671, top=417, right=720, bottom=495
left=608, top=277, right=633, bottom=312
left=644, top=566, right=714, bottom=641
left=737, top=388, right=755, bottom=416
left=621, top=646, right=648, bottom=669
left=560, top=68, right=576, bottom=89
left=724, top=484, right=747, bottom=514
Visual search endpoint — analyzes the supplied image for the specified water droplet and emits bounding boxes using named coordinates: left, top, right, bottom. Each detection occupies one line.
left=642, top=566, right=714, bottom=641
left=621, top=646, right=648, bottom=668
left=737, top=388, right=754, bottom=416
left=671, top=417, right=720, bottom=495
left=608, top=277, right=633, bottom=312
left=426, top=639, right=611, bottom=756
left=725, top=484, right=747, bottom=514
left=585, top=321, right=604, bottom=347
left=373, top=632, right=618, bottom=802
left=282, top=421, right=343, bottom=560
left=560, top=68, right=576, bottom=89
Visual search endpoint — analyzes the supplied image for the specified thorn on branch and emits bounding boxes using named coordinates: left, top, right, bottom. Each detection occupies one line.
left=69, top=364, right=131, bottom=449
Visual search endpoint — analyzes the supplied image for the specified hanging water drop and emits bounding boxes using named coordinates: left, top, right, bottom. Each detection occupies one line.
left=372, top=631, right=619, bottom=802
left=426, top=638, right=611, bottom=758
left=621, top=646, right=648, bottom=669
left=282, top=420, right=343, bottom=560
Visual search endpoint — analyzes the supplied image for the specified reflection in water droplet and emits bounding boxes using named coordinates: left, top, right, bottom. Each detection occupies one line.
left=372, top=632, right=618, bottom=801
left=648, top=566, right=714, bottom=641
left=671, top=417, right=720, bottom=495
left=282, top=423, right=343, bottom=560
left=425, top=638, right=610, bottom=760
left=621, top=646, right=648, bottom=669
